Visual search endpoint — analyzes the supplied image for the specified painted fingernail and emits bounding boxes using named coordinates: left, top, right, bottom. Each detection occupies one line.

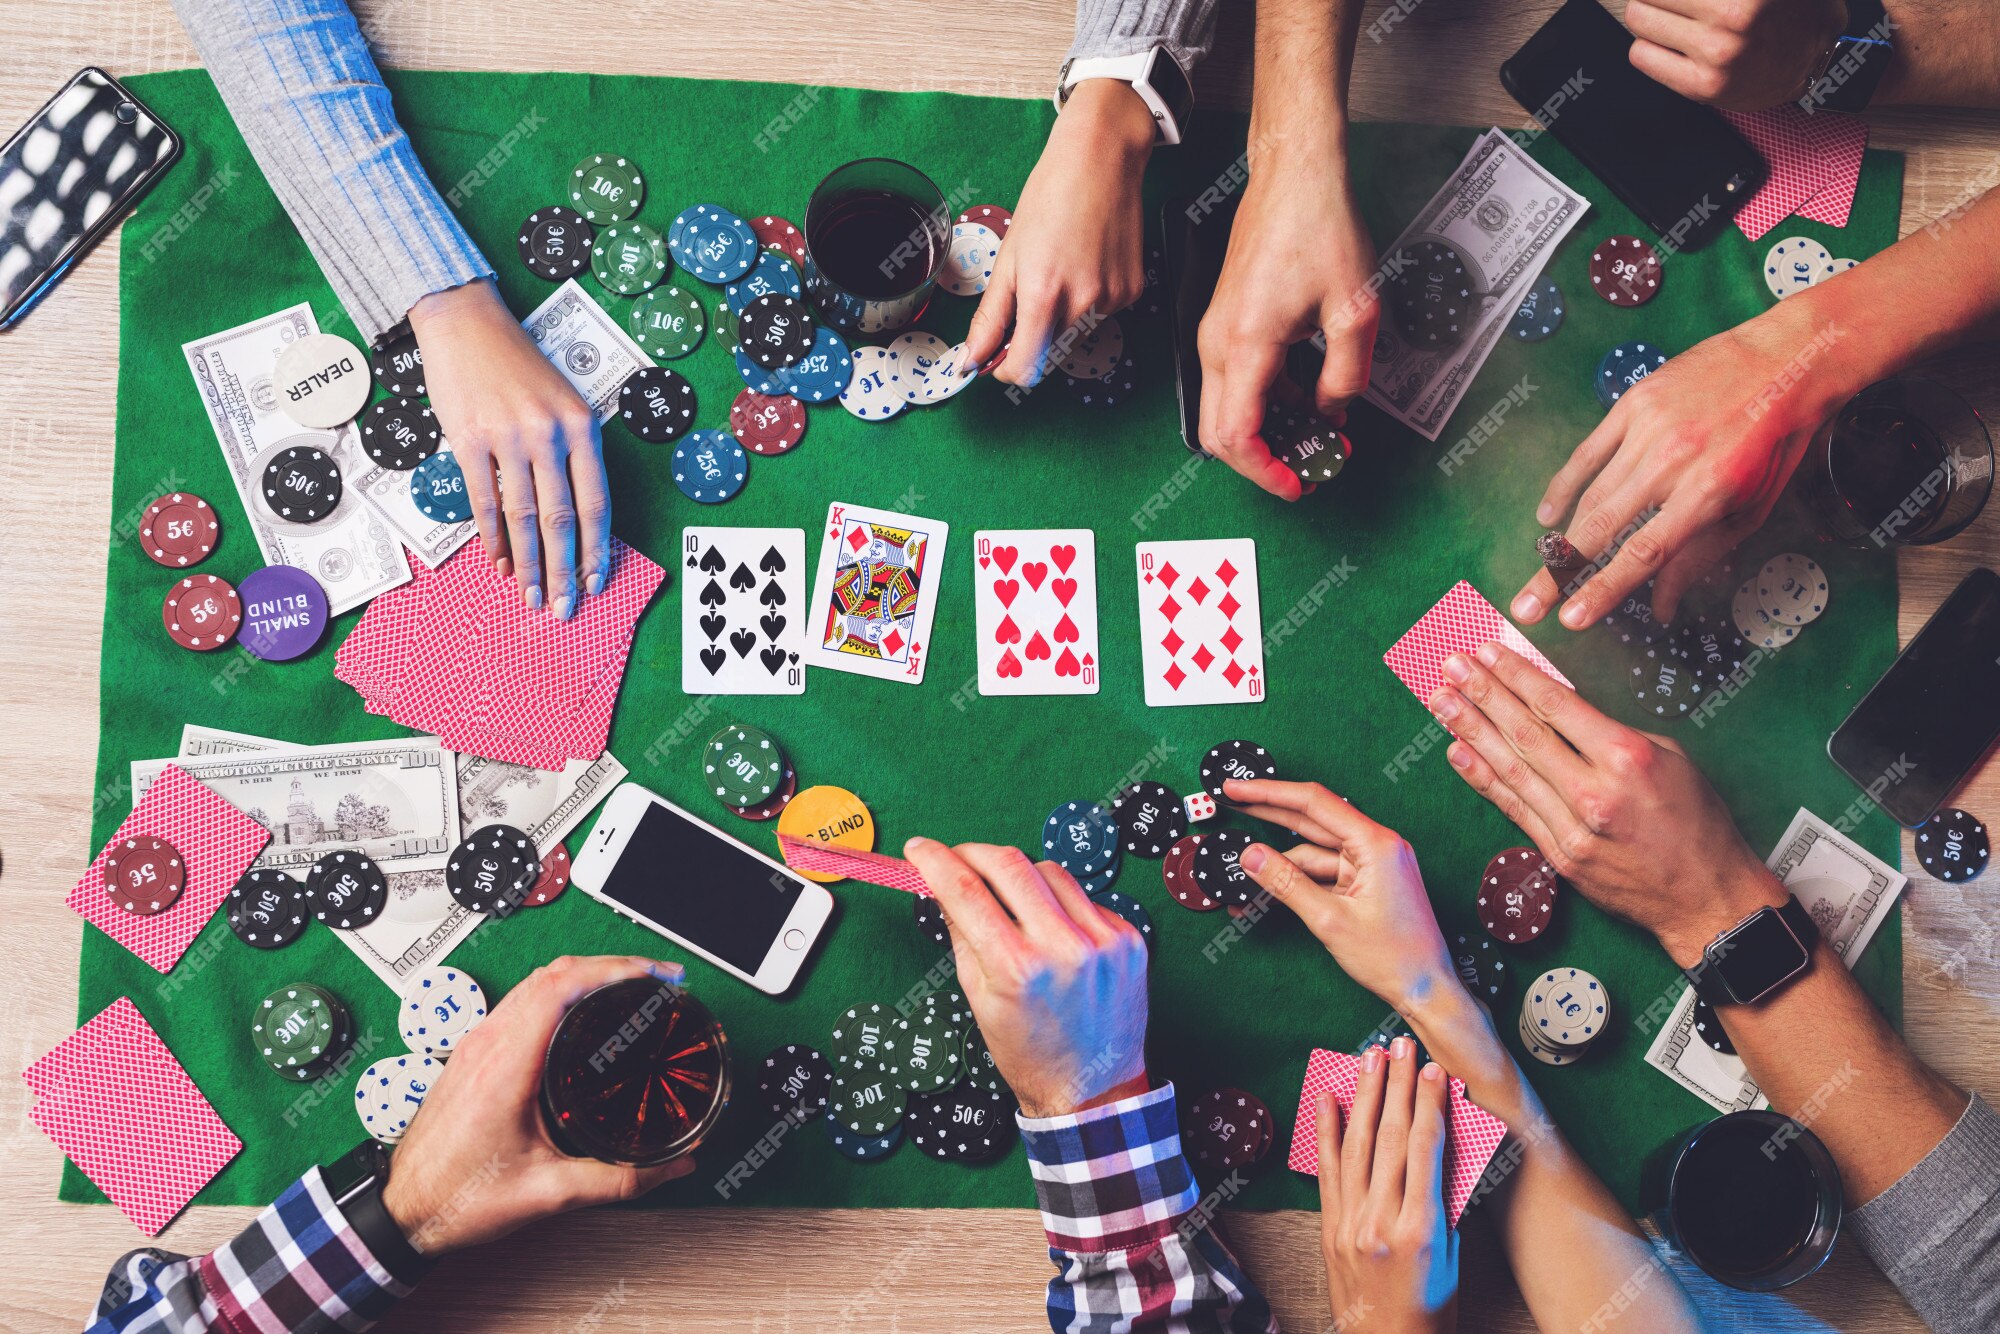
left=554, top=594, right=574, bottom=620
left=586, top=571, right=605, bottom=596
left=1475, top=642, right=1500, bottom=667
left=1362, top=1046, right=1383, bottom=1072
left=1390, top=1036, right=1413, bottom=1060
left=1421, top=1061, right=1444, bottom=1083
left=1513, top=593, right=1543, bottom=621
left=1442, top=655, right=1471, bottom=683
left=523, top=584, right=543, bottom=610
left=1242, top=845, right=1267, bottom=874
left=1448, top=743, right=1471, bottom=769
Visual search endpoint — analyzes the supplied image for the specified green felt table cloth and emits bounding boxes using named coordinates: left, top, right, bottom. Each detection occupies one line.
left=78, top=67, right=1905, bottom=1215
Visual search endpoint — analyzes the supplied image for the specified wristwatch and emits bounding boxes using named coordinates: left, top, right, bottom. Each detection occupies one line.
left=1801, top=0, right=1895, bottom=112
left=1683, top=895, right=1820, bottom=1007
left=322, top=1138, right=433, bottom=1284
left=1054, top=48, right=1195, bottom=146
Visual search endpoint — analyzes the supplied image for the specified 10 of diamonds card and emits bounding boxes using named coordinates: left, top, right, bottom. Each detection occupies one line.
left=1133, top=538, right=1266, bottom=707
left=973, top=530, right=1099, bottom=696
left=681, top=527, right=807, bottom=695
left=808, top=502, right=949, bottom=684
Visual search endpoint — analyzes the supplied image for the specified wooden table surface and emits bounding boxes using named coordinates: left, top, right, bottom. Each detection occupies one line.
left=3, top=3, right=1996, bottom=1329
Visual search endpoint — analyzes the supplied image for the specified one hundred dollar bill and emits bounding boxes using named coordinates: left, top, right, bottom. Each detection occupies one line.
left=521, top=279, right=655, bottom=421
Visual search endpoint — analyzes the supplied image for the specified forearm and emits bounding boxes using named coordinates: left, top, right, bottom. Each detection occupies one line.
left=1248, top=0, right=1362, bottom=164
left=1069, top=0, right=1223, bottom=74
left=1875, top=0, right=2000, bottom=108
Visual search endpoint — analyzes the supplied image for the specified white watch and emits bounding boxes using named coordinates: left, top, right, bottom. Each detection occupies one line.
left=1054, top=49, right=1195, bottom=147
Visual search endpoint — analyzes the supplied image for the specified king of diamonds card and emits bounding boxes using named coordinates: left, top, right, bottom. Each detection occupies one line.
left=808, top=503, right=950, bottom=684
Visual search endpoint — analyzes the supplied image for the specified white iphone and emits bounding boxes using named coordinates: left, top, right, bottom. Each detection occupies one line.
left=571, top=783, right=835, bottom=994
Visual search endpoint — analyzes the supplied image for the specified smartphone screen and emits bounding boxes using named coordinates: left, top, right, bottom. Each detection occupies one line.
left=595, top=801, right=808, bottom=972
left=1829, top=567, right=2000, bottom=826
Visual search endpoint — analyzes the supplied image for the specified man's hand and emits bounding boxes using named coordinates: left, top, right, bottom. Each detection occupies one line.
left=1429, top=643, right=1787, bottom=965
left=410, top=279, right=609, bottom=620
left=1625, top=0, right=1846, bottom=110
left=380, top=955, right=695, bottom=1254
left=1317, top=1042, right=1459, bottom=1333
left=1225, top=779, right=1458, bottom=1015
left=902, top=838, right=1149, bottom=1117
left=961, top=81, right=1154, bottom=386
left=1196, top=163, right=1379, bottom=500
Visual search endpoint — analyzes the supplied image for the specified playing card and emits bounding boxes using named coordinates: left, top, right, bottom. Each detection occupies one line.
left=973, top=529, right=1099, bottom=696
left=1383, top=580, right=1573, bottom=708
left=681, top=527, right=807, bottom=695
left=807, top=502, right=949, bottom=684
left=1285, top=1047, right=1509, bottom=1227
left=777, top=835, right=932, bottom=895
left=22, top=1000, right=127, bottom=1100
left=1796, top=114, right=1869, bottom=228
left=1721, top=106, right=1864, bottom=241
left=1133, top=538, right=1265, bottom=707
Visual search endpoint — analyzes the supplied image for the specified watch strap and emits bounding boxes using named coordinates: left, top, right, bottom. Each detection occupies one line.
left=324, top=1139, right=434, bottom=1286
left=1054, top=49, right=1191, bottom=146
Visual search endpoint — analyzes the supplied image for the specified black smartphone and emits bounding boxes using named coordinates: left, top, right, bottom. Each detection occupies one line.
left=1499, top=0, right=1764, bottom=251
left=1829, top=567, right=2000, bottom=827
left=1161, top=193, right=1236, bottom=457
left=1, top=67, right=181, bottom=330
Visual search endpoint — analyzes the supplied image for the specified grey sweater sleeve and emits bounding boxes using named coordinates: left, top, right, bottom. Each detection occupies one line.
left=1846, top=1093, right=2000, bottom=1334
left=170, top=0, right=491, bottom=344
left=1069, top=0, right=1223, bottom=78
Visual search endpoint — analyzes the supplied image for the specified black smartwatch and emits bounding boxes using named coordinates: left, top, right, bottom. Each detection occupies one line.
left=1683, top=895, right=1819, bottom=1007
left=1801, top=0, right=1895, bottom=112
left=322, top=1138, right=433, bottom=1285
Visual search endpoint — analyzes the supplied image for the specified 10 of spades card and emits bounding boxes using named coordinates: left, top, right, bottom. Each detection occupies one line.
left=1134, top=538, right=1266, bottom=707
left=681, top=528, right=807, bottom=695
left=808, top=503, right=950, bottom=684
left=973, top=530, right=1099, bottom=696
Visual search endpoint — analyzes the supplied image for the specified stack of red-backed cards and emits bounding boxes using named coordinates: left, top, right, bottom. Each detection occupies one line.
left=1286, top=1047, right=1508, bottom=1226
left=1722, top=106, right=1869, bottom=240
left=335, top=535, right=667, bottom=771
left=1383, top=580, right=1573, bottom=710
left=25, top=998, right=241, bottom=1234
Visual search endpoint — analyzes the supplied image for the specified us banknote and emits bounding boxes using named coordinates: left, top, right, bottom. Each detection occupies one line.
left=521, top=279, right=655, bottom=421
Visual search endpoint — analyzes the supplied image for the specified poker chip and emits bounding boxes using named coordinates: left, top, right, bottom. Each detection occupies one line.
left=907, top=1086, right=1013, bottom=1163
left=728, top=390, right=807, bottom=456
left=1054, top=314, right=1124, bottom=381
left=1526, top=966, right=1609, bottom=1047
left=724, top=250, right=804, bottom=314
left=140, top=492, right=218, bottom=568
left=1201, top=740, right=1277, bottom=800
left=1589, top=235, right=1663, bottom=306
left=914, top=892, right=952, bottom=949
left=1823, top=257, right=1860, bottom=280
left=1755, top=553, right=1828, bottom=627
left=1732, top=577, right=1799, bottom=650
left=410, top=451, right=472, bottom=522
left=1061, top=352, right=1137, bottom=408
left=370, top=325, right=426, bottom=396
left=739, top=293, right=816, bottom=371
left=1184, top=1088, right=1273, bottom=1173
left=306, top=849, right=388, bottom=929
left=1111, top=781, right=1187, bottom=858
left=568, top=154, right=644, bottom=223
left=840, top=345, right=906, bottom=421
left=705, top=724, right=788, bottom=805
left=1691, top=995, right=1735, bottom=1055
left=727, top=763, right=798, bottom=822
left=1476, top=848, right=1557, bottom=944
left=1076, top=856, right=1122, bottom=896
left=775, top=785, right=875, bottom=882
left=517, top=205, right=594, bottom=280
left=895, top=996, right=967, bottom=1094
left=254, top=983, right=346, bottom=1076
left=273, top=333, right=370, bottom=428
left=732, top=341, right=787, bottom=395
left=916, top=342, right=978, bottom=405
left=617, top=366, right=697, bottom=444
left=961, top=1024, right=1006, bottom=1096
left=759, top=1044, right=834, bottom=1123
left=591, top=220, right=670, bottom=295
left=237, top=564, right=330, bottom=662
left=524, top=844, right=571, bottom=906
left=1630, top=643, right=1697, bottom=718
left=669, top=203, right=759, bottom=284
left=628, top=283, right=708, bottom=360
left=1918, top=808, right=1989, bottom=883
left=1088, top=889, right=1154, bottom=946
left=824, top=1109, right=903, bottom=1161
left=1682, top=614, right=1748, bottom=688
left=830, top=1003, right=900, bottom=1080
left=888, top=331, right=952, bottom=404
left=1517, top=1006, right=1579, bottom=1067
left=361, top=397, right=440, bottom=470
left=956, top=204, right=1012, bottom=237
left=162, top=574, right=241, bottom=651
left=750, top=215, right=807, bottom=264
left=1387, top=240, right=1471, bottom=348
left=1042, top=800, right=1120, bottom=878
left=1265, top=405, right=1349, bottom=483
left=445, top=824, right=540, bottom=914
left=226, top=868, right=308, bottom=948
left=1164, top=833, right=1218, bottom=911
left=399, top=965, right=487, bottom=1058
left=774, top=325, right=853, bottom=403
left=262, top=445, right=342, bottom=522
left=1508, top=277, right=1564, bottom=342
left=104, top=835, right=184, bottom=915
left=1451, top=932, right=1506, bottom=1001
left=673, top=430, right=749, bottom=504
left=1606, top=586, right=1673, bottom=650
left=1764, top=236, right=1834, bottom=299
left=1140, top=243, right=1165, bottom=318
left=1595, top=342, right=1667, bottom=410
left=355, top=1053, right=441, bottom=1143
left=1193, top=829, right=1256, bottom=907
left=942, top=221, right=1000, bottom=297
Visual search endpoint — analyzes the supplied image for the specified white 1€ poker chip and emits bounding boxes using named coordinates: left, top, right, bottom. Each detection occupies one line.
left=399, top=965, right=487, bottom=1058
left=840, top=346, right=906, bottom=421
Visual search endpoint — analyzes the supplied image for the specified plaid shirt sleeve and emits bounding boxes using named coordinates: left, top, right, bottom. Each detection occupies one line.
left=1019, top=1082, right=1278, bottom=1334
left=86, top=1167, right=410, bottom=1333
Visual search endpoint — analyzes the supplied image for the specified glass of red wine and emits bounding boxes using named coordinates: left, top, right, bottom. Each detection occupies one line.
left=539, top=977, right=730, bottom=1167
left=1795, top=376, right=1992, bottom=548
left=802, top=158, right=949, bottom=337
left=1643, top=1109, right=1843, bottom=1291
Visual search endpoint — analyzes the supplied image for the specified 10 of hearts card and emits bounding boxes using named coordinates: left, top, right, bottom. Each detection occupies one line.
left=973, top=530, right=1100, bottom=696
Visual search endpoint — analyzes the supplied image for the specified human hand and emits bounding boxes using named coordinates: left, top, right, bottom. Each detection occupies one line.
left=1196, top=157, right=1379, bottom=499
left=1625, top=0, right=1846, bottom=111
left=1225, top=779, right=1457, bottom=1015
left=1430, top=643, right=1787, bottom=966
left=409, top=278, right=609, bottom=619
left=380, top=955, right=695, bottom=1254
left=1318, top=1041, right=1459, bottom=1334
left=962, top=80, right=1154, bottom=386
left=902, top=838, right=1149, bottom=1117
